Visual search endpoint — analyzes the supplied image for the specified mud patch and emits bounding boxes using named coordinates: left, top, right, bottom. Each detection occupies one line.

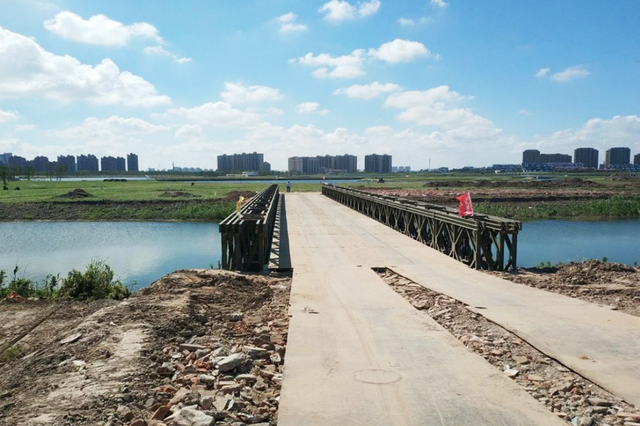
left=159, top=191, right=200, bottom=198
left=376, top=267, right=639, bottom=426
left=56, top=188, right=93, bottom=199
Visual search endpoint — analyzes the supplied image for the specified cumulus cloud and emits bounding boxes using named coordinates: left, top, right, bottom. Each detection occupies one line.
left=291, top=39, right=433, bottom=78
left=157, top=102, right=261, bottom=128
left=319, top=0, right=380, bottom=22
left=385, top=86, right=498, bottom=137
left=398, top=18, right=415, bottom=26
left=221, top=82, right=283, bottom=105
left=0, top=108, right=18, bottom=122
left=297, top=102, right=330, bottom=115
left=518, top=109, right=533, bottom=116
left=430, top=0, right=447, bottom=8
left=0, top=25, right=170, bottom=106
left=143, top=45, right=191, bottom=64
left=49, top=116, right=169, bottom=139
left=276, top=12, right=308, bottom=33
left=535, top=68, right=550, bottom=78
left=175, top=124, right=205, bottom=140
left=551, top=65, right=591, bottom=82
left=368, top=39, right=432, bottom=63
left=44, top=11, right=162, bottom=47
left=334, top=82, right=401, bottom=100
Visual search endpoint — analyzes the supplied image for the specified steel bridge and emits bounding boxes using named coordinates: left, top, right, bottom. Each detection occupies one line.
left=321, top=185, right=522, bottom=270
left=219, top=184, right=280, bottom=272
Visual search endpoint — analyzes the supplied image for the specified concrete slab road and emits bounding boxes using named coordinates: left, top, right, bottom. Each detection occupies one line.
left=279, top=193, right=566, bottom=426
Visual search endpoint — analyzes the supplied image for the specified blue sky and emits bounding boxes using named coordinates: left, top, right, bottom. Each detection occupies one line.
left=0, top=0, right=638, bottom=170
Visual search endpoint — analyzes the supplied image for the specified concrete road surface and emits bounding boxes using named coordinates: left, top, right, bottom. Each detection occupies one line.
left=278, top=193, right=569, bottom=426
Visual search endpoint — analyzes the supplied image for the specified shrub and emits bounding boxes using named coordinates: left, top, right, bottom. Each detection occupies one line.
left=58, top=260, right=129, bottom=300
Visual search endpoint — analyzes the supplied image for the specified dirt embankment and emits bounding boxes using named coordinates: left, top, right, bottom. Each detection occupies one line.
left=490, top=260, right=640, bottom=317
left=0, top=269, right=291, bottom=426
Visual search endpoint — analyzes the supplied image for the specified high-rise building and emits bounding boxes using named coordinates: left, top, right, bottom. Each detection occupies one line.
left=57, top=155, right=76, bottom=172
left=364, top=154, right=392, bottom=173
left=101, top=156, right=126, bottom=172
left=605, top=147, right=631, bottom=168
left=217, top=152, right=265, bottom=172
left=522, top=149, right=541, bottom=165
left=77, top=154, right=99, bottom=172
left=635, top=153, right=640, bottom=166
left=32, top=156, right=50, bottom=172
left=574, top=148, right=599, bottom=169
left=539, top=153, right=572, bottom=164
left=8, top=155, right=27, bottom=169
left=0, top=153, right=11, bottom=165
left=127, top=153, right=139, bottom=172
left=288, top=157, right=304, bottom=173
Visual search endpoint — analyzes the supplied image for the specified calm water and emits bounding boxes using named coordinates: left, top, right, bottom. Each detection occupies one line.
left=0, top=222, right=221, bottom=290
left=518, top=219, right=640, bottom=267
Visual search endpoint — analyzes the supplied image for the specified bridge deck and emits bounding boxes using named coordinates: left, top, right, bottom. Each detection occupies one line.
left=278, top=193, right=567, bottom=426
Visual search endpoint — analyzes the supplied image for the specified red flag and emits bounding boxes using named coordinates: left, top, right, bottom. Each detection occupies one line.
left=456, top=192, right=474, bottom=217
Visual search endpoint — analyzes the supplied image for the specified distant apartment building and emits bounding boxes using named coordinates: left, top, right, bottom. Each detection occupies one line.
left=77, top=154, right=99, bottom=172
left=288, top=154, right=356, bottom=174
left=57, top=155, right=76, bottom=172
left=364, top=154, right=392, bottom=173
left=288, top=156, right=319, bottom=174
left=217, top=152, right=266, bottom=172
left=492, top=164, right=522, bottom=172
left=392, top=166, right=411, bottom=173
left=8, top=155, right=27, bottom=169
left=127, top=153, right=139, bottom=172
left=0, top=153, right=11, bottom=165
left=539, top=153, right=571, bottom=163
left=605, top=147, right=631, bottom=168
left=635, top=153, right=640, bottom=166
left=101, top=156, right=126, bottom=172
left=32, top=156, right=50, bottom=172
left=574, top=148, right=599, bottom=169
left=522, top=149, right=541, bottom=165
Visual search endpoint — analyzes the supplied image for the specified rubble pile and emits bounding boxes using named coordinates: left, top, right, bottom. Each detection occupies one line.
left=493, top=261, right=640, bottom=317
left=377, top=268, right=640, bottom=426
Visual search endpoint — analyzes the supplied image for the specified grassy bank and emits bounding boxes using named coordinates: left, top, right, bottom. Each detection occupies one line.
left=475, top=196, right=640, bottom=220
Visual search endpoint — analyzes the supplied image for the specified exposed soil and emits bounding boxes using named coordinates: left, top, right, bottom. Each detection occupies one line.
left=0, top=199, right=232, bottom=221
left=490, top=260, right=640, bottom=317
left=0, top=269, right=291, bottom=426
left=159, top=191, right=200, bottom=198
left=423, top=177, right=605, bottom=189
left=57, top=189, right=94, bottom=199
left=377, top=268, right=640, bottom=426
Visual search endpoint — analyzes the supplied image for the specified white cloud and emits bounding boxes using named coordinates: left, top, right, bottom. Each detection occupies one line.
left=0, top=108, right=18, bottom=122
left=535, top=68, right=550, bottom=78
left=265, top=108, right=285, bottom=116
left=297, top=102, right=330, bottom=115
left=14, top=124, right=35, bottom=132
left=43, top=11, right=162, bottom=47
left=292, top=39, right=434, bottom=78
left=221, top=82, right=283, bottom=105
left=368, top=39, right=431, bottom=63
left=430, top=0, right=447, bottom=8
left=319, top=0, right=380, bottom=22
left=385, top=86, right=498, bottom=137
left=0, top=26, right=170, bottom=106
left=157, top=102, right=261, bottom=128
left=292, top=50, right=366, bottom=78
left=358, top=0, right=381, bottom=17
left=551, top=65, right=591, bottom=82
left=319, top=1, right=356, bottom=22
left=398, top=18, right=415, bottom=26
left=49, top=116, right=169, bottom=139
left=143, top=45, right=191, bottom=64
left=518, top=109, right=533, bottom=116
left=175, top=124, right=205, bottom=140
left=334, top=82, right=402, bottom=100
left=276, top=12, right=308, bottom=33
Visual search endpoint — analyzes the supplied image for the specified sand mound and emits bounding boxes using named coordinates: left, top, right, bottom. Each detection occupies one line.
left=57, top=188, right=93, bottom=199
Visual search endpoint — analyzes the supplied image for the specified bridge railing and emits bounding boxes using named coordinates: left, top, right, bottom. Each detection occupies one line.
left=219, top=184, right=279, bottom=272
left=322, top=185, right=522, bottom=270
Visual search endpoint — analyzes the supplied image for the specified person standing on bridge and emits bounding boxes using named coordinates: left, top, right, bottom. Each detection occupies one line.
left=286, top=181, right=291, bottom=193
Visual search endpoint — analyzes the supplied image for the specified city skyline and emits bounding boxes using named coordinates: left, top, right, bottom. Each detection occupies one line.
left=0, top=1, right=638, bottom=171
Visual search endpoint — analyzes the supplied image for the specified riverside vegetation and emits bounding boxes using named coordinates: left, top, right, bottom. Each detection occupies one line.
left=0, top=260, right=129, bottom=300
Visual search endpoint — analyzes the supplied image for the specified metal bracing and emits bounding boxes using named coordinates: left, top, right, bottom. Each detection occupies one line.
left=219, top=184, right=280, bottom=272
left=322, top=185, right=522, bottom=271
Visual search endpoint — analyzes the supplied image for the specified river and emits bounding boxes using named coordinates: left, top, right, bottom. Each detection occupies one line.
left=1, top=219, right=638, bottom=290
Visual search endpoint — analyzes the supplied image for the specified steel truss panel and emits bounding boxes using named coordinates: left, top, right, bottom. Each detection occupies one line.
left=322, top=185, right=521, bottom=271
left=219, top=184, right=280, bottom=272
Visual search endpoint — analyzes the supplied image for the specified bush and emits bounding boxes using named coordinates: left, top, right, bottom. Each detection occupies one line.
left=58, top=261, right=130, bottom=300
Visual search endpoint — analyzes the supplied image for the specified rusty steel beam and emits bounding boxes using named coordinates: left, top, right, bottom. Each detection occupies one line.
left=322, top=185, right=522, bottom=271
